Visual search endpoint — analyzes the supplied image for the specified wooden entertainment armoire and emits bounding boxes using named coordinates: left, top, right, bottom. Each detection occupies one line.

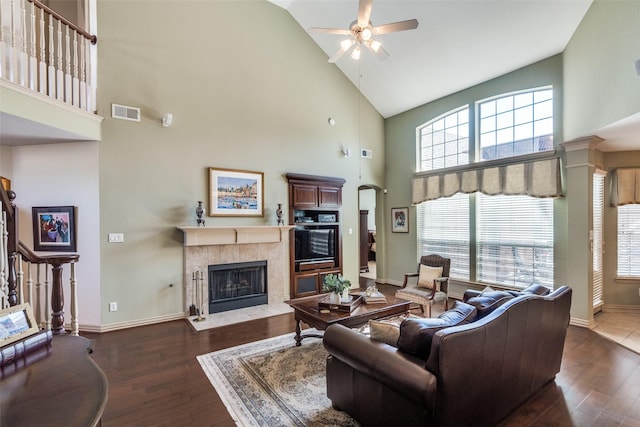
left=286, top=173, right=345, bottom=299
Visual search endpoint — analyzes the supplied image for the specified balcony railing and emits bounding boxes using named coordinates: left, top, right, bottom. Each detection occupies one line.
left=0, top=0, right=97, bottom=112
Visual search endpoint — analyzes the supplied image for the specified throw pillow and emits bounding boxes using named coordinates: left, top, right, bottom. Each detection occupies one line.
left=417, top=265, right=443, bottom=290
left=397, top=301, right=477, bottom=359
left=369, top=320, right=401, bottom=346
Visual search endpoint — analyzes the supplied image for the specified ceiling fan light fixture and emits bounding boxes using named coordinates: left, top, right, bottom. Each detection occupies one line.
left=361, top=27, right=373, bottom=41
left=340, top=39, right=355, bottom=51
left=370, top=39, right=382, bottom=52
left=351, top=45, right=361, bottom=60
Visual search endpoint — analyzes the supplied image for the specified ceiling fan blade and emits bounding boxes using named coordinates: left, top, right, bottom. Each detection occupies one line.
left=308, top=27, right=352, bottom=36
left=365, top=40, right=390, bottom=61
left=328, top=43, right=355, bottom=63
left=357, top=0, right=373, bottom=28
left=372, top=19, right=419, bottom=35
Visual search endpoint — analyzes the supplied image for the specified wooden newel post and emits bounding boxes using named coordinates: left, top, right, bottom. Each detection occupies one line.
left=50, top=261, right=65, bottom=334
left=5, top=190, right=18, bottom=307
left=46, top=253, right=79, bottom=334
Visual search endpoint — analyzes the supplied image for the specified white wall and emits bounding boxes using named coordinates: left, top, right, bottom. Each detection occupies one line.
left=7, top=142, right=101, bottom=326
left=359, top=188, right=376, bottom=230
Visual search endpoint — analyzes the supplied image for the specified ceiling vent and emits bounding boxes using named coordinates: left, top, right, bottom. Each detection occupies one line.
left=111, top=103, right=141, bottom=122
left=361, top=148, right=373, bottom=159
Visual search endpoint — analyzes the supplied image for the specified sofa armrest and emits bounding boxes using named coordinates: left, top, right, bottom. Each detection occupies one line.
left=323, top=324, right=437, bottom=409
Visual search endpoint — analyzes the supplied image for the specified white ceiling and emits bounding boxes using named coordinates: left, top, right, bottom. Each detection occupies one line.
left=270, top=0, right=640, bottom=152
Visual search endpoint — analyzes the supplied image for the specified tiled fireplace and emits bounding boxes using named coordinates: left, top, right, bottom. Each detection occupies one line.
left=179, top=226, right=294, bottom=316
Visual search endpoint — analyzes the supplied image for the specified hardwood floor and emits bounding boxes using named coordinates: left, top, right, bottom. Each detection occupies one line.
left=85, top=283, right=640, bottom=426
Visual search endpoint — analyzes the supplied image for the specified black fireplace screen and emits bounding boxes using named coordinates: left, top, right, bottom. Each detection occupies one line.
left=208, top=260, right=267, bottom=313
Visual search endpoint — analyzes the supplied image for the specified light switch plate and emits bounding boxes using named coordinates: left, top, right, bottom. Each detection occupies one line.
left=108, top=233, right=124, bottom=243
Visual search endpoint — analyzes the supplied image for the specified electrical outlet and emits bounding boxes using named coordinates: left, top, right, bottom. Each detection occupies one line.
left=108, top=233, right=124, bottom=243
left=109, top=302, right=118, bottom=312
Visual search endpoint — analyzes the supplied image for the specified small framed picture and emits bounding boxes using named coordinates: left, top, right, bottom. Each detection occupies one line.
left=32, top=206, right=77, bottom=252
left=0, top=303, right=39, bottom=348
left=0, top=176, right=10, bottom=191
left=391, top=207, right=409, bottom=233
left=209, top=167, right=264, bottom=217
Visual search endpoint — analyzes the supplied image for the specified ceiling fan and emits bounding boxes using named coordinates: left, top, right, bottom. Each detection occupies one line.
left=308, top=0, right=419, bottom=63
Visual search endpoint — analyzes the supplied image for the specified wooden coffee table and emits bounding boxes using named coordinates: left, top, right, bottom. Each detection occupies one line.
left=285, top=293, right=411, bottom=346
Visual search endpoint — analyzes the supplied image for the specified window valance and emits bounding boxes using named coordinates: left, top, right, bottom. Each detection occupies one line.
left=611, top=168, right=640, bottom=206
left=412, top=157, right=562, bottom=204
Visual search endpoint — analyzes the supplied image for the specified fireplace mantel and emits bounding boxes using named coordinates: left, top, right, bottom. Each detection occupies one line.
left=178, top=225, right=295, bottom=247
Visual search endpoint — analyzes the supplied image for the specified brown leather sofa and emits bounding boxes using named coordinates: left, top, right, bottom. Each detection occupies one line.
left=323, top=286, right=572, bottom=426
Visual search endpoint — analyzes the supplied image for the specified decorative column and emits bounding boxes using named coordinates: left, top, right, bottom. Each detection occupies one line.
left=562, top=136, right=604, bottom=328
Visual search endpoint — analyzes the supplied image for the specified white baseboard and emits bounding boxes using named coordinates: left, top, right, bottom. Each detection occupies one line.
left=376, top=278, right=403, bottom=287
left=603, top=304, right=640, bottom=314
left=79, top=312, right=186, bottom=333
left=569, top=317, right=594, bottom=329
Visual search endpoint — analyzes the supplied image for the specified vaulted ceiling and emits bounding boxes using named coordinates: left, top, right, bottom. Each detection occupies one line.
left=270, top=0, right=639, bottom=152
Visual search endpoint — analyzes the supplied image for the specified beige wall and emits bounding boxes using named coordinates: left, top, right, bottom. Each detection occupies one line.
left=563, top=0, right=640, bottom=140
left=95, top=0, right=385, bottom=327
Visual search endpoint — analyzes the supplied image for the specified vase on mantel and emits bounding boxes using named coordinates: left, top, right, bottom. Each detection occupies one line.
left=276, top=203, right=284, bottom=226
left=196, top=201, right=205, bottom=227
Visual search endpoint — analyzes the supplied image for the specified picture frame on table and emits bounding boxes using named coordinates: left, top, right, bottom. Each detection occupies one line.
left=209, top=167, right=264, bottom=217
left=391, top=207, right=409, bottom=233
left=0, top=303, right=39, bottom=349
left=32, top=206, right=77, bottom=252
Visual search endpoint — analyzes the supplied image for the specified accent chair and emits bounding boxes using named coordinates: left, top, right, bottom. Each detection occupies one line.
left=395, top=254, right=450, bottom=317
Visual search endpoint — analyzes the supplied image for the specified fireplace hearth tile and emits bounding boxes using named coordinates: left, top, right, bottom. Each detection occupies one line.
left=187, top=302, right=293, bottom=332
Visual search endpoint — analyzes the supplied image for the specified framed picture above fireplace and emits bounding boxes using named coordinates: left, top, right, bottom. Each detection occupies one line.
left=209, top=167, right=264, bottom=217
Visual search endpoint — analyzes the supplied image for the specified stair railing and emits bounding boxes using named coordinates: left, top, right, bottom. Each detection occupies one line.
left=1, top=185, right=80, bottom=335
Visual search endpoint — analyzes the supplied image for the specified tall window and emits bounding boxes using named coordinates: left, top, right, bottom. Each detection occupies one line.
left=618, top=204, right=640, bottom=277
left=593, top=171, right=605, bottom=309
left=418, top=107, right=471, bottom=280
left=476, top=194, right=554, bottom=288
left=417, top=193, right=470, bottom=280
left=417, top=88, right=555, bottom=289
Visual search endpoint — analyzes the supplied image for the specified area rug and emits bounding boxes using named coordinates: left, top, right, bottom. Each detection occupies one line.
left=196, top=331, right=359, bottom=426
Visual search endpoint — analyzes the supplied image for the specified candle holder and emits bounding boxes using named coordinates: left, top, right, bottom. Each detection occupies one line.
left=192, top=270, right=206, bottom=321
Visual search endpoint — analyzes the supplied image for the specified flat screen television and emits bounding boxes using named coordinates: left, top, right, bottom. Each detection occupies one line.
left=295, top=226, right=336, bottom=263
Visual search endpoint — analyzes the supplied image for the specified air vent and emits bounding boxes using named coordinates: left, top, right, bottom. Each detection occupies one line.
left=361, top=148, right=373, bottom=159
left=111, top=103, right=141, bottom=122
left=635, top=59, right=640, bottom=77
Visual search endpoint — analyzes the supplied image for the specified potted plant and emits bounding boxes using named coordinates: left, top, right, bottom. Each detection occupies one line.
left=323, top=274, right=352, bottom=303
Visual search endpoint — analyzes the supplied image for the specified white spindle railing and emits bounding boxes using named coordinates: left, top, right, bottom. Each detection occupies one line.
left=13, top=252, right=80, bottom=336
left=0, top=210, right=7, bottom=308
left=0, top=0, right=97, bottom=112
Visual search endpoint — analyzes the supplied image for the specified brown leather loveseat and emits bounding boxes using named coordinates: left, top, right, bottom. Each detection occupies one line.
left=323, top=286, right=572, bottom=426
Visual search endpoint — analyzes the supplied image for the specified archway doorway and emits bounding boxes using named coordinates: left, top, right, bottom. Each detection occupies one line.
left=358, top=187, right=377, bottom=280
